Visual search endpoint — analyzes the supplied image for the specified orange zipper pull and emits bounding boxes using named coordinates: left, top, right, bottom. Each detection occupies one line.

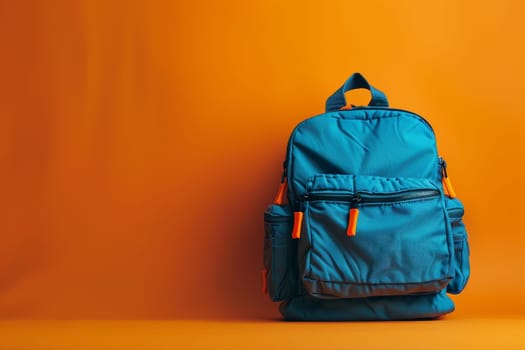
left=443, top=177, right=456, bottom=198
left=346, top=194, right=361, bottom=236
left=441, top=158, right=457, bottom=198
left=291, top=211, right=303, bottom=239
left=273, top=179, right=287, bottom=205
left=273, top=166, right=288, bottom=205
left=347, top=208, right=360, bottom=237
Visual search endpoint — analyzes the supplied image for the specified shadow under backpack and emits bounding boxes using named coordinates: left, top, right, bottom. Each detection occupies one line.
left=262, top=73, right=470, bottom=321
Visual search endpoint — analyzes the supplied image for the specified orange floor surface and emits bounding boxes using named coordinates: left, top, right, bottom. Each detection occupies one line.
left=0, top=317, right=524, bottom=350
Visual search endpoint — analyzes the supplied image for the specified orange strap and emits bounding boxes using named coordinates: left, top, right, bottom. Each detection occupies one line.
left=346, top=208, right=359, bottom=236
left=291, top=211, right=303, bottom=239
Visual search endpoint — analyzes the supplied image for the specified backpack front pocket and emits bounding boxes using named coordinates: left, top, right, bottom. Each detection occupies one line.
left=263, top=204, right=297, bottom=301
left=298, top=174, right=453, bottom=299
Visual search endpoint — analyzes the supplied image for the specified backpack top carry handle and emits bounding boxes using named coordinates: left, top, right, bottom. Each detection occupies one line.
left=325, top=72, right=389, bottom=112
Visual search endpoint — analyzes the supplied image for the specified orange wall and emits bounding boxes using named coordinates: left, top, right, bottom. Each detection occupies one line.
left=1, top=0, right=524, bottom=319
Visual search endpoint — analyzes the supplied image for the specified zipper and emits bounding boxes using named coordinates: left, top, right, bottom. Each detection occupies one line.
left=304, top=189, right=440, bottom=204
left=291, top=189, right=440, bottom=239
left=342, top=106, right=435, bottom=135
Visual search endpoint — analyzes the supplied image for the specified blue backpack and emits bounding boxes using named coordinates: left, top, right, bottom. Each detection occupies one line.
left=263, top=73, right=470, bottom=320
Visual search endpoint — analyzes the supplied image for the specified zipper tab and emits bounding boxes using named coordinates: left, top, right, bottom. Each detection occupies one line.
left=291, top=199, right=305, bottom=239
left=273, top=163, right=288, bottom=205
left=291, top=211, right=303, bottom=239
left=443, top=177, right=456, bottom=199
left=347, top=208, right=359, bottom=236
left=273, top=178, right=287, bottom=205
left=440, top=157, right=457, bottom=198
left=346, top=194, right=361, bottom=237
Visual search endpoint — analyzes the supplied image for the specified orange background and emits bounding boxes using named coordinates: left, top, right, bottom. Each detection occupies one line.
left=0, top=0, right=524, bottom=320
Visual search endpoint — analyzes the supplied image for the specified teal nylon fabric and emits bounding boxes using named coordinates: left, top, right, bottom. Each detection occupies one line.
left=280, top=290, right=455, bottom=321
left=301, top=174, right=453, bottom=299
left=286, top=108, right=439, bottom=205
left=264, top=73, right=470, bottom=320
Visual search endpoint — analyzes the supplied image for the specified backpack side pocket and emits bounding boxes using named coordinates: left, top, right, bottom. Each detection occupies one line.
left=263, top=204, right=297, bottom=301
left=445, top=198, right=470, bottom=294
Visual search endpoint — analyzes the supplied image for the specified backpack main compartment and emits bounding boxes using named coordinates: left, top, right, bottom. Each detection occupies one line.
left=263, top=74, right=470, bottom=320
